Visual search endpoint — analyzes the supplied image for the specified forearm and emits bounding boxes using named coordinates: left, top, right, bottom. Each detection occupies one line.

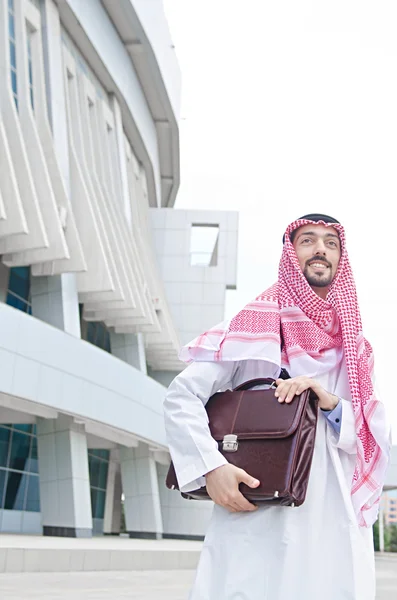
left=311, top=381, right=339, bottom=411
left=164, top=361, right=237, bottom=491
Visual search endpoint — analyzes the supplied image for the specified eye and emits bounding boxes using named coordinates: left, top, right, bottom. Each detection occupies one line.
left=327, top=240, right=338, bottom=248
left=301, top=237, right=313, bottom=244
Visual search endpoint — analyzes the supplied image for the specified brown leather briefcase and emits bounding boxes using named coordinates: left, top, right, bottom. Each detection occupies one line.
left=166, top=376, right=319, bottom=507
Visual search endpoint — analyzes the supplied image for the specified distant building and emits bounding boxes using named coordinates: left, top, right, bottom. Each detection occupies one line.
left=383, top=492, right=397, bottom=526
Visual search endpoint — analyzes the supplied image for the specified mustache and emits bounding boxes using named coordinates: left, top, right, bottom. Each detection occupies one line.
left=305, top=257, right=332, bottom=269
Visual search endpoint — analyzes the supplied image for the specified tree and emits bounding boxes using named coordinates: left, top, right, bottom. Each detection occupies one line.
left=373, top=518, right=395, bottom=552
left=389, top=524, right=397, bottom=552
left=373, top=519, right=379, bottom=551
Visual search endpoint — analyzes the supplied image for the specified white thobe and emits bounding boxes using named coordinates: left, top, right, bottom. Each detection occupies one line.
left=164, top=359, right=376, bottom=600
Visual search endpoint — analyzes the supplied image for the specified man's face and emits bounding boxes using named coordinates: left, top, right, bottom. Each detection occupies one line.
left=292, top=224, right=341, bottom=291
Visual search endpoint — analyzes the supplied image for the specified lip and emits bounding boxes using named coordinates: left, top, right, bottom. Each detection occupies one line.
left=308, top=262, right=329, bottom=270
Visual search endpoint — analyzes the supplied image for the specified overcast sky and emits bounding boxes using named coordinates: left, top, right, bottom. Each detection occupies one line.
left=163, top=0, right=397, bottom=435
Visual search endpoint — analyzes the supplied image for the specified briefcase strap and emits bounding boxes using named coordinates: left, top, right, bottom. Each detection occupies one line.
left=234, top=369, right=290, bottom=392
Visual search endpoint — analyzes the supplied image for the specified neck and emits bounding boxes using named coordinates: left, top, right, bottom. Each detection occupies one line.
left=311, top=285, right=329, bottom=300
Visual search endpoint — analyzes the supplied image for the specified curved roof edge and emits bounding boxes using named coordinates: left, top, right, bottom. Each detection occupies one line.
left=102, top=0, right=181, bottom=208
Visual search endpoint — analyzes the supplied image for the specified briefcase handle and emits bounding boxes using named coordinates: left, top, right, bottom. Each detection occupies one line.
left=234, top=369, right=290, bottom=391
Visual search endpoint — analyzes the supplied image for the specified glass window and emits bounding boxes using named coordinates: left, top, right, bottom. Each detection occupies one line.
left=0, top=425, right=40, bottom=512
left=98, top=461, right=108, bottom=490
left=89, top=456, right=100, bottom=489
left=8, top=267, right=30, bottom=299
left=4, top=471, right=27, bottom=511
left=86, top=322, right=96, bottom=344
left=104, top=333, right=111, bottom=353
left=0, top=427, right=11, bottom=468
left=13, top=424, right=33, bottom=434
left=27, top=436, right=38, bottom=474
left=8, top=0, right=17, bottom=109
left=10, top=42, right=16, bottom=69
left=11, top=69, right=17, bottom=96
left=190, top=224, right=220, bottom=267
left=96, top=325, right=105, bottom=349
left=0, top=469, right=6, bottom=509
left=9, top=430, right=30, bottom=472
left=90, top=487, right=97, bottom=517
left=90, top=449, right=110, bottom=460
left=83, top=320, right=111, bottom=353
left=88, top=450, right=109, bottom=520
left=25, top=475, right=40, bottom=512
left=27, top=27, right=34, bottom=111
left=96, top=490, right=106, bottom=519
left=7, top=267, right=32, bottom=314
left=8, top=11, right=15, bottom=41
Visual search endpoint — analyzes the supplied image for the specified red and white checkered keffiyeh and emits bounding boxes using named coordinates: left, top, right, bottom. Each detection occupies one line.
left=180, top=218, right=390, bottom=527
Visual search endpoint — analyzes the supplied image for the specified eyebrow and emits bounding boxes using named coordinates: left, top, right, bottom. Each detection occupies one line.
left=297, top=231, right=340, bottom=241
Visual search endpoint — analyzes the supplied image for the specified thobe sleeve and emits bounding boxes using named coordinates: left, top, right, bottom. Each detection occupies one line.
left=333, top=398, right=357, bottom=455
left=163, top=360, right=239, bottom=493
left=322, top=401, right=342, bottom=434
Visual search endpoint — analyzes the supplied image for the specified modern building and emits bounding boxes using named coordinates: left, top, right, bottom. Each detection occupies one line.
left=0, top=0, right=238, bottom=539
left=383, top=493, right=397, bottom=527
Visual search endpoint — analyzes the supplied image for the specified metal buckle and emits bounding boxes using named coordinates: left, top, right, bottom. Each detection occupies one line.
left=222, top=434, right=238, bottom=452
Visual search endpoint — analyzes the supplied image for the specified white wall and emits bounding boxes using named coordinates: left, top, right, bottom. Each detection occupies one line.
left=0, top=510, right=42, bottom=535
left=0, top=304, right=167, bottom=449
left=151, top=208, right=239, bottom=347
left=64, top=0, right=162, bottom=205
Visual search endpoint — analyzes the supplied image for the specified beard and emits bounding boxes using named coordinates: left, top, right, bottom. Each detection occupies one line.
left=303, top=263, right=333, bottom=288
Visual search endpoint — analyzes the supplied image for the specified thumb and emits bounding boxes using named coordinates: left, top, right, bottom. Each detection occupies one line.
left=238, top=469, right=260, bottom=488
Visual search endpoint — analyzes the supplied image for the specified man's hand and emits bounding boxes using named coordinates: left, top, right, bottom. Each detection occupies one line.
left=275, top=376, right=339, bottom=411
left=205, top=464, right=260, bottom=513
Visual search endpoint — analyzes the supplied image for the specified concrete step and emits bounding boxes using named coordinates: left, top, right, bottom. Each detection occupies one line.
left=0, top=535, right=202, bottom=574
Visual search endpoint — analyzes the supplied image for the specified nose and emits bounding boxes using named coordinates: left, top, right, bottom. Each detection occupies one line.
left=313, top=239, right=327, bottom=255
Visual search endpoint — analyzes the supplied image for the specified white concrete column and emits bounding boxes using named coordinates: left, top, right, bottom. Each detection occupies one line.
left=40, top=0, right=70, bottom=194
left=103, top=449, right=122, bottom=535
left=157, top=463, right=212, bottom=540
left=120, top=443, right=163, bottom=539
left=36, top=415, right=92, bottom=537
left=31, top=274, right=81, bottom=337
left=110, top=332, right=147, bottom=374
left=109, top=94, right=132, bottom=227
left=32, top=0, right=81, bottom=338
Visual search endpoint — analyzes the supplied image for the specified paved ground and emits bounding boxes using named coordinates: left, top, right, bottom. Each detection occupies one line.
left=376, top=555, right=397, bottom=600
left=0, top=556, right=396, bottom=599
left=0, top=570, right=195, bottom=599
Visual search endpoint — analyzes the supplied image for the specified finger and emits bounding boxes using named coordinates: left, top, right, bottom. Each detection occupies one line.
left=237, top=469, right=260, bottom=488
left=274, top=381, right=287, bottom=398
left=232, top=492, right=258, bottom=512
left=225, top=503, right=238, bottom=513
left=276, top=382, right=290, bottom=402
left=285, top=383, right=299, bottom=403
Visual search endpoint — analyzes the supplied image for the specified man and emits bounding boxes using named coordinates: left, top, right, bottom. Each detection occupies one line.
left=164, top=214, right=390, bottom=600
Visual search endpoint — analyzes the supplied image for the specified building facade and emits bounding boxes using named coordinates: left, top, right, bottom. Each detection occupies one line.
left=0, top=0, right=238, bottom=539
left=383, top=493, right=397, bottom=527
